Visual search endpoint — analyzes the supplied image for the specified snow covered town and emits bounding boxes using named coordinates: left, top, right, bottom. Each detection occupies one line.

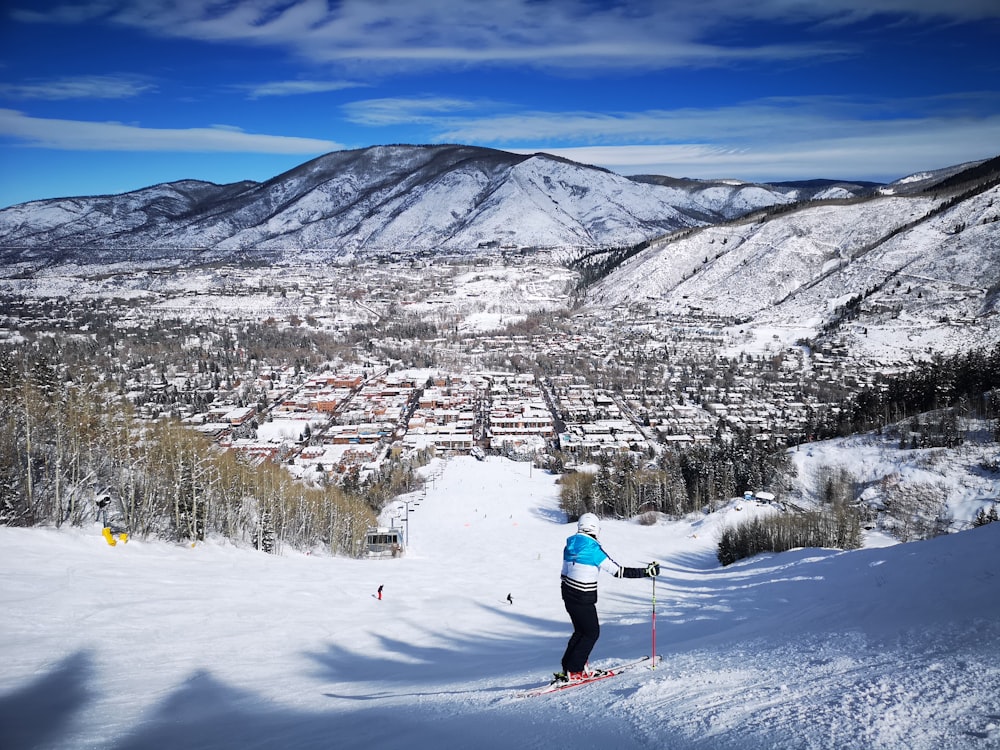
left=2, top=251, right=997, bottom=556
left=180, top=348, right=845, bottom=490
left=0, top=258, right=951, bottom=494
left=76, top=281, right=887, bottom=496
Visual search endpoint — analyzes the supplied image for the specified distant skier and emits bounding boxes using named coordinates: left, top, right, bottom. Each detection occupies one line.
left=377, top=584, right=383, bottom=601
left=556, top=513, right=658, bottom=683
left=506, top=593, right=513, bottom=605
left=96, top=493, right=129, bottom=546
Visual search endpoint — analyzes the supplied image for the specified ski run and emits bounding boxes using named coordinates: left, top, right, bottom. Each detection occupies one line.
left=1, top=454, right=999, bottom=749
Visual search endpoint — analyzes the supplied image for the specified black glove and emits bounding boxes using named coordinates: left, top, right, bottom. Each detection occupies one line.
left=621, top=564, right=655, bottom=579
left=645, top=561, right=660, bottom=577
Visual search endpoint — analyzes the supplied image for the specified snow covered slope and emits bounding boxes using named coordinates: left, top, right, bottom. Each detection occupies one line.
left=0, top=145, right=827, bottom=265
left=1, top=455, right=997, bottom=750
left=589, top=174, right=1000, bottom=357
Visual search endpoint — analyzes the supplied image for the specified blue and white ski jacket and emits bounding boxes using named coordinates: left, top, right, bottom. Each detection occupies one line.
left=560, top=532, right=624, bottom=602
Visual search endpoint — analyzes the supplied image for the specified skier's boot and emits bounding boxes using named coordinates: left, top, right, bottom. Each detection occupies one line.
left=568, top=664, right=609, bottom=681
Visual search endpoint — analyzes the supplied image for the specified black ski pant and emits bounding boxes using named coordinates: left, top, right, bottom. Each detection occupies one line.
left=561, top=595, right=600, bottom=672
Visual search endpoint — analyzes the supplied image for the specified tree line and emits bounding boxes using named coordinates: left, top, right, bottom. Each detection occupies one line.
left=558, top=430, right=791, bottom=521
left=0, top=349, right=396, bottom=555
left=716, top=504, right=861, bottom=566
left=811, top=342, right=1000, bottom=440
left=569, top=238, right=653, bottom=289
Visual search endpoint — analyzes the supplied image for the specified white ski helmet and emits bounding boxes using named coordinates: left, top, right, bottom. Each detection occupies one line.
left=577, top=513, right=601, bottom=537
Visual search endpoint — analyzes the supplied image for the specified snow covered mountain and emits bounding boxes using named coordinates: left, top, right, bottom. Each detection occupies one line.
left=586, top=157, right=1000, bottom=356
left=0, top=144, right=850, bottom=266
left=3, top=145, right=997, bottom=358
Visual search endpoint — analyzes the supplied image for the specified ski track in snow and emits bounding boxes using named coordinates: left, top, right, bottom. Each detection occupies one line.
left=1, top=455, right=999, bottom=750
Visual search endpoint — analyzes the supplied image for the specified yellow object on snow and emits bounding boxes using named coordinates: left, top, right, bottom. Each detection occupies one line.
left=101, top=528, right=128, bottom=546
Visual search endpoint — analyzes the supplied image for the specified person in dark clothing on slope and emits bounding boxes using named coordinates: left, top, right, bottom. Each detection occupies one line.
left=556, top=513, right=658, bottom=683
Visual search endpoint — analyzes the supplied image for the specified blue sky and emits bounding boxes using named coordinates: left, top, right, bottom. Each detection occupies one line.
left=1, top=0, right=999, bottom=208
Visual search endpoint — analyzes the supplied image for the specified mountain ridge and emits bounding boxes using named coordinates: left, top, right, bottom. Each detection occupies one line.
left=3, top=145, right=997, bottom=355
left=0, top=144, right=875, bottom=265
left=585, top=165, right=1000, bottom=357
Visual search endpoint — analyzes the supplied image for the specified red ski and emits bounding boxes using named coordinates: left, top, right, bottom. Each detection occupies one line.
left=514, top=655, right=659, bottom=698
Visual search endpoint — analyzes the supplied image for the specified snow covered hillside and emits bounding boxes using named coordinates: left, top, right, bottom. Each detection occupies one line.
left=786, top=428, right=1000, bottom=538
left=2, top=456, right=998, bottom=750
left=0, top=145, right=833, bottom=265
left=590, top=182, right=1000, bottom=358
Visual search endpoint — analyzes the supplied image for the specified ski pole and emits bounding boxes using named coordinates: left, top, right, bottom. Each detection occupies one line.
left=651, top=569, right=657, bottom=668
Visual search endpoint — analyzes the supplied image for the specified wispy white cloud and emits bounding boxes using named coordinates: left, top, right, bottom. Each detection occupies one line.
left=10, top=1, right=118, bottom=24
left=343, top=96, right=491, bottom=126
left=351, top=92, right=997, bottom=148
left=511, top=118, right=1000, bottom=182
left=739, top=0, right=1000, bottom=24
left=0, top=74, right=155, bottom=100
left=5, top=1, right=997, bottom=186
left=310, top=39, right=836, bottom=69
left=387, top=92, right=1000, bottom=180
left=0, top=109, right=341, bottom=153
left=335, top=90, right=1000, bottom=180
left=16, top=0, right=996, bottom=72
left=239, top=79, right=366, bottom=99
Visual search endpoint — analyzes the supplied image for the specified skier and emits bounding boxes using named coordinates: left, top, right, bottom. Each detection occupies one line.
left=556, top=513, right=658, bottom=683
left=506, top=593, right=513, bottom=605
left=97, top=493, right=129, bottom=546
left=377, top=584, right=383, bottom=601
